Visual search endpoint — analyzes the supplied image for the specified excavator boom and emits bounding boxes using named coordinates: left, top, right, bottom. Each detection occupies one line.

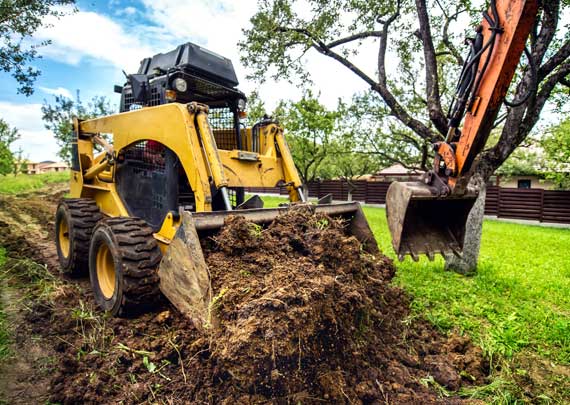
left=387, top=0, right=539, bottom=260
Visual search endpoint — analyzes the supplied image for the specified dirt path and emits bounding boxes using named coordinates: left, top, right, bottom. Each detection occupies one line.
left=0, top=286, right=52, bottom=404
left=0, top=186, right=66, bottom=404
left=0, top=187, right=489, bottom=404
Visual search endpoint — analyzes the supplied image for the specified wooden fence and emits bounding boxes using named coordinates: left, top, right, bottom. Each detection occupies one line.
left=246, top=181, right=570, bottom=224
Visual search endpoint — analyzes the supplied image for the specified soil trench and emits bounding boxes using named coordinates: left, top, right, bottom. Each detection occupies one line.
left=0, top=188, right=489, bottom=404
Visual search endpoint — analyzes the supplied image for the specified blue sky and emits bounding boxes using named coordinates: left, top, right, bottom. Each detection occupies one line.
left=0, top=0, right=372, bottom=161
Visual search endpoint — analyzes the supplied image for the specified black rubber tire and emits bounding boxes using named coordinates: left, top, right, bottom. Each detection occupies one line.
left=89, top=217, right=162, bottom=317
left=55, top=199, right=103, bottom=277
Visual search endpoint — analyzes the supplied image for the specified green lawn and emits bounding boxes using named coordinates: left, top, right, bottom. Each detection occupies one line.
left=260, top=194, right=570, bottom=400
left=0, top=171, right=70, bottom=194
left=363, top=206, right=570, bottom=364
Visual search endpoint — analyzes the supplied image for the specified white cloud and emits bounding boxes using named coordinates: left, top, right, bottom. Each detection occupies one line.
left=34, top=6, right=154, bottom=72
left=138, top=1, right=377, bottom=110
left=39, top=86, right=73, bottom=99
left=30, top=2, right=378, bottom=110
left=0, top=102, right=59, bottom=162
left=119, top=6, right=137, bottom=16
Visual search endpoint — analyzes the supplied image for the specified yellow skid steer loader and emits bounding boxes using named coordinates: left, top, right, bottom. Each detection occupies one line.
left=55, top=43, right=377, bottom=324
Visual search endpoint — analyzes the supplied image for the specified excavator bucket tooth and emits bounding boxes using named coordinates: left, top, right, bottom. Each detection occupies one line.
left=158, top=202, right=380, bottom=326
left=386, top=181, right=477, bottom=260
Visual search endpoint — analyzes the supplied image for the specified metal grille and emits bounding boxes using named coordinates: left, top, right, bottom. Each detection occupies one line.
left=185, top=74, right=238, bottom=100
left=148, top=87, right=161, bottom=106
left=121, top=141, right=166, bottom=174
left=123, top=87, right=161, bottom=111
left=227, top=187, right=245, bottom=209
left=210, top=107, right=237, bottom=150
left=123, top=91, right=135, bottom=111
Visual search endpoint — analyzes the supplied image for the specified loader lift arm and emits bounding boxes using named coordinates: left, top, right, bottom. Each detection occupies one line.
left=386, top=0, right=539, bottom=260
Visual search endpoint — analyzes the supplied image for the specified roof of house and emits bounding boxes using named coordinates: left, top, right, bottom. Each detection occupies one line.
left=41, top=162, right=69, bottom=169
left=375, top=164, right=421, bottom=175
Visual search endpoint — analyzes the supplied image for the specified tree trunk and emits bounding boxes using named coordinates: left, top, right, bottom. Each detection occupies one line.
left=444, top=175, right=486, bottom=275
left=302, top=184, right=310, bottom=201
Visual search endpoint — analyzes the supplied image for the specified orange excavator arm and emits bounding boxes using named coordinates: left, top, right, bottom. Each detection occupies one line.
left=442, top=0, right=538, bottom=193
left=386, top=0, right=539, bottom=260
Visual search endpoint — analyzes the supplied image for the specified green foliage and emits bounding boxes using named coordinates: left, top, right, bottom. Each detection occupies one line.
left=41, top=95, right=115, bottom=163
left=238, top=0, right=477, bottom=169
left=496, top=148, right=543, bottom=177
left=0, top=171, right=68, bottom=194
left=272, top=92, right=382, bottom=182
left=541, top=118, right=570, bottom=189
left=0, top=0, right=76, bottom=95
left=0, top=119, right=20, bottom=176
left=245, top=91, right=268, bottom=123
left=275, top=90, right=340, bottom=182
left=347, top=92, right=432, bottom=170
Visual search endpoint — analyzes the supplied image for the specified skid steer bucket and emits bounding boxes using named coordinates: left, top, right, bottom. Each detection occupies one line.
left=158, top=202, right=378, bottom=327
left=386, top=181, right=478, bottom=261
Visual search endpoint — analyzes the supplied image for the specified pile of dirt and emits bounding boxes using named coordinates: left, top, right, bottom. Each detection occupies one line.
left=197, top=208, right=487, bottom=403
left=0, top=192, right=488, bottom=404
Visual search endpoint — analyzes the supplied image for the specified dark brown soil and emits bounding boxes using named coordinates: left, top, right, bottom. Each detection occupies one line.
left=0, top=190, right=489, bottom=404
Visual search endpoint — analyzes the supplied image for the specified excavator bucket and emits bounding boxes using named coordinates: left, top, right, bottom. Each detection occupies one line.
left=158, top=202, right=379, bottom=327
left=386, top=182, right=478, bottom=261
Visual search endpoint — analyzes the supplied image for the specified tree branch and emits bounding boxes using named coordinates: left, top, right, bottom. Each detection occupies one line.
left=479, top=60, right=570, bottom=180
left=435, top=0, right=465, bottom=65
left=279, top=24, right=439, bottom=142
left=538, top=40, right=570, bottom=81
left=374, top=0, right=441, bottom=142
left=415, top=0, right=448, bottom=136
left=531, top=0, right=560, bottom=71
left=277, top=26, right=379, bottom=88
left=326, top=31, right=383, bottom=48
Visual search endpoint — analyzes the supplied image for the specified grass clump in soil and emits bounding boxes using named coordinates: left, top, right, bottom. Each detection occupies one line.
left=0, top=172, right=69, bottom=195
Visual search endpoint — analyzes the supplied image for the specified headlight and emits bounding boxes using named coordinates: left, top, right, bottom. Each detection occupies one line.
left=173, top=78, right=187, bottom=92
left=237, top=98, right=246, bottom=111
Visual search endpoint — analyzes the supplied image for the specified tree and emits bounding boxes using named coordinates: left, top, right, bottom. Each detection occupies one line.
left=1, top=0, right=75, bottom=95
left=541, top=118, right=570, bottom=189
left=0, top=118, right=20, bottom=175
left=347, top=92, right=432, bottom=171
left=42, top=95, right=114, bottom=163
left=246, top=90, right=268, bottom=123
left=275, top=91, right=339, bottom=188
left=240, top=0, right=570, bottom=272
left=323, top=125, right=383, bottom=199
left=11, top=147, right=24, bottom=176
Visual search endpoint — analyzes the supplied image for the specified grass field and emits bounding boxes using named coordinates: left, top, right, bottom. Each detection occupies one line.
left=0, top=172, right=69, bottom=194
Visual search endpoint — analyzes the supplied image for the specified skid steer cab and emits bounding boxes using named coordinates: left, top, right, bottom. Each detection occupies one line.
left=55, top=42, right=378, bottom=321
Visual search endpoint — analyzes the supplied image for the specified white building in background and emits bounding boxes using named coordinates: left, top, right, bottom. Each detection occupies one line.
left=18, top=160, right=69, bottom=174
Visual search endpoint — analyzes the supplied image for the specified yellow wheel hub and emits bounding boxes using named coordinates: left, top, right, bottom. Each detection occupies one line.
left=96, top=243, right=116, bottom=299
left=58, top=217, right=70, bottom=258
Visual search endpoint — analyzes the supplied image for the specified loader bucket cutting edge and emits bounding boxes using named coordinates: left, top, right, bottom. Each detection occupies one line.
left=158, top=202, right=379, bottom=327
left=386, top=181, right=478, bottom=261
